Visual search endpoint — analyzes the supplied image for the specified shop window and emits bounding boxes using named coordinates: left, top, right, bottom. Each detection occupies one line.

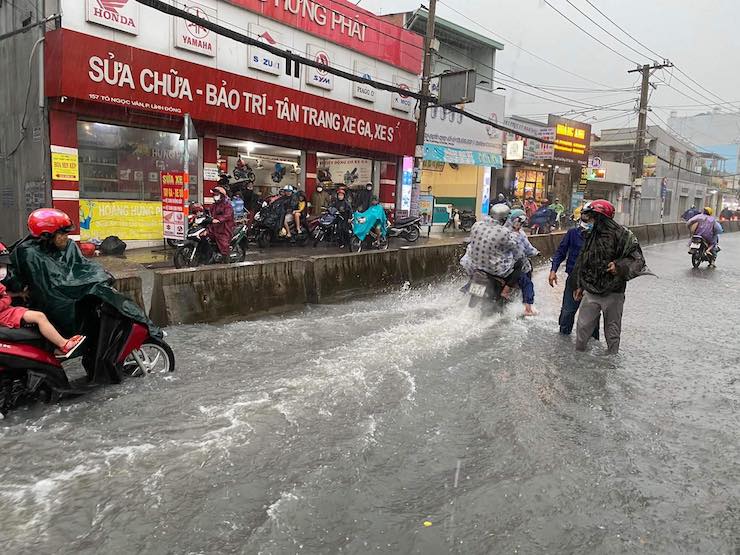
left=77, top=122, right=198, bottom=201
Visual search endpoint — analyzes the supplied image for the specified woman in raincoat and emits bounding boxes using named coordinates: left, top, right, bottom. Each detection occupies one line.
left=208, top=186, right=235, bottom=258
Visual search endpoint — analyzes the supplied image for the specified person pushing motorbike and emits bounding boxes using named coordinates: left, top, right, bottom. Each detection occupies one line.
left=572, top=200, right=650, bottom=355
left=460, top=204, right=527, bottom=300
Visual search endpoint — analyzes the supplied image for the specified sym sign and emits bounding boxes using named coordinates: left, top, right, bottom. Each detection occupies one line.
left=175, top=1, right=217, bottom=57
left=46, top=29, right=416, bottom=157
left=86, top=0, right=140, bottom=35
left=306, top=44, right=334, bottom=90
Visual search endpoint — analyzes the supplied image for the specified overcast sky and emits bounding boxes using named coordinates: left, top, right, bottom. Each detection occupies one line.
left=362, top=0, right=740, bottom=133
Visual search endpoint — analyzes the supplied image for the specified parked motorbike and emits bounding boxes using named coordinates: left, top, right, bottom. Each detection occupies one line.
left=312, top=207, right=351, bottom=248
left=388, top=215, right=422, bottom=242
left=689, top=235, right=716, bottom=268
left=0, top=301, right=175, bottom=418
left=252, top=201, right=311, bottom=248
left=351, top=207, right=388, bottom=252
left=444, top=209, right=476, bottom=232
left=173, top=215, right=248, bottom=268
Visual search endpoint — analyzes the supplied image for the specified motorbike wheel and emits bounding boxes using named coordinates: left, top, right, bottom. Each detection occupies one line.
left=123, top=338, right=176, bottom=376
left=174, top=247, right=199, bottom=269
left=443, top=221, right=452, bottom=232
left=256, top=231, right=271, bottom=249
left=692, top=252, right=702, bottom=268
left=377, top=236, right=389, bottom=250
left=350, top=236, right=363, bottom=253
left=313, top=229, right=324, bottom=248
left=405, top=227, right=421, bottom=242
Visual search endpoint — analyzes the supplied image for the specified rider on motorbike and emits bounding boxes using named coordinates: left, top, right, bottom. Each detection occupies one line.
left=209, top=186, right=235, bottom=260
left=460, top=204, right=527, bottom=300
left=686, top=207, right=723, bottom=265
left=7, top=209, right=161, bottom=382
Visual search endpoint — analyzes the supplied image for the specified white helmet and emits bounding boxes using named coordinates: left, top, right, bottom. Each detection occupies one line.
left=490, top=204, right=511, bottom=223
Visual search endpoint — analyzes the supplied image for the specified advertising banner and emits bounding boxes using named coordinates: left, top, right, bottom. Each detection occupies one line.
left=161, top=172, right=189, bottom=240
left=248, top=23, right=284, bottom=76
left=85, top=0, right=139, bottom=35
left=548, top=115, right=592, bottom=165
left=51, top=146, right=79, bottom=181
left=79, top=200, right=162, bottom=241
left=321, top=158, right=372, bottom=186
left=480, top=167, right=492, bottom=216
left=353, top=61, right=376, bottom=103
left=45, top=29, right=417, bottom=157
left=418, top=195, right=434, bottom=230
left=400, top=156, right=413, bottom=211
left=424, top=89, right=506, bottom=167
left=174, top=1, right=217, bottom=57
left=306, top=44, right=335, bottom=91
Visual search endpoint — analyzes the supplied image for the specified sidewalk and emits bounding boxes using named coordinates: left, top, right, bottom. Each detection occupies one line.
left=96, top=232, right=470, bottom=277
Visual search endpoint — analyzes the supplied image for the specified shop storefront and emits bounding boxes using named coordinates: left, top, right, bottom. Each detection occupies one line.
left=41, top=0, right=421, bottom=245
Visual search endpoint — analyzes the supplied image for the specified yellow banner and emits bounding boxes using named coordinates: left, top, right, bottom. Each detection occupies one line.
left=51, top=147, right=79, bottom=181
left=79, top=200, right=162, bottom=241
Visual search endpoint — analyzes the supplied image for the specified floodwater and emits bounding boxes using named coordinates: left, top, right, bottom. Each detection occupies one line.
left=1, top=236, right=738, bottom=554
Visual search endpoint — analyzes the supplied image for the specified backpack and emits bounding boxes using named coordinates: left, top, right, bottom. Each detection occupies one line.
left=99, top=235, right=127, bottom=256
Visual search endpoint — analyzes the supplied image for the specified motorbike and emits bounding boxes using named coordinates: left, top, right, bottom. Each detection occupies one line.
left=252, top=201, right=312, bottom=248
left=312, top=207, right=351, bottom=248
left=388, top=215, right=422, bottom=242
left=0, top=301, right=175, bottom=418
left=350, top=207, right=388, bottom=252
left=466, top=270, right=510, bottom=314
left=689, top=235, right=716, bottom=268
left=173, top=215, right=248, bottom=268
left=444, top=209, right=476, bottom=232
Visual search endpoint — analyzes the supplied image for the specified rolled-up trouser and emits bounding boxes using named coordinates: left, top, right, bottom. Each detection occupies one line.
left=575, top=291, right=625, bottom=354
left=560, top=273, right=599, bottom=339
left=518, top=271, right=534, bottom=305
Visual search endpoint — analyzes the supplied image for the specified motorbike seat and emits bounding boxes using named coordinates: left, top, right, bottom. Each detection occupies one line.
left=395, top=217, right=420, bottom=226
left=0, top=326, right=43, bottom=342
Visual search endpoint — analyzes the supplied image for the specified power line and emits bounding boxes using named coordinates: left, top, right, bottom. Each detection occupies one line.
left=582, top=0, right=665, bottom=60
left=563, top=0, right=653, bottom=62
left=435, top=0, right=629, bottom=90
left=540, top=0, right=641, bottom=66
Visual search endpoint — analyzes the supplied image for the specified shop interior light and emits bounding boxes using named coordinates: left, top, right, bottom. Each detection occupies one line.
left=246, top=141, right=256, bottom=155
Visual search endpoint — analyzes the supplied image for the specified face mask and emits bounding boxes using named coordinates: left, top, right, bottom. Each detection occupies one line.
left=579, top=221, right=593, bottom=232
left=317, top=187, right=323, bottom=192
left=0, top=266, right=6, bottom=281
left=367, top=187, right=373, bottom=191
left=213, top=195, right=221, bottom=202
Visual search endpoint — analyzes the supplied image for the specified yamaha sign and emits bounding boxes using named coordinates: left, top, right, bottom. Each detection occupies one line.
left=86, top=0, right=140, bottom=35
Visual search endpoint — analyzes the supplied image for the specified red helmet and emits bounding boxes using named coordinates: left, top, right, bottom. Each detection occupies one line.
left=28, top=208, right=74, bottom=237
left=582, top=200, right=615, bottom=219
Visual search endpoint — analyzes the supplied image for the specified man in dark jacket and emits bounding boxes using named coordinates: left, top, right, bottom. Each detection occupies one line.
left=208, top=186, right=235, bottom=258
left=549, top=223, right=599, bottom=338
left=310, top=184, right=330, bottom=217
left=573, top=200, right=648, bottom=354
left=354, top=183, right=374, bottom=213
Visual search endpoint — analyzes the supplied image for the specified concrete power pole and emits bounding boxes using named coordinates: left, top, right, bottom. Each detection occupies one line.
left=627, top=62, right=672, bottom=224
left=412, top=0, right=437, bottom=215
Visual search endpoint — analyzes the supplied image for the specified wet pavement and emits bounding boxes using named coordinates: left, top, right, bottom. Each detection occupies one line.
left=1, top=236, right=738, bottom=554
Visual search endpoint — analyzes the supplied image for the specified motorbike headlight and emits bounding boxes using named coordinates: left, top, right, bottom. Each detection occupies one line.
left=358, top=217, right=367, bottom=224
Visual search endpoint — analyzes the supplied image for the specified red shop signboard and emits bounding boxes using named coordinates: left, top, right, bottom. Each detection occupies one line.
left=225, top=0, right=423, bottom=74
left=45, top=29, right=417, bottom=157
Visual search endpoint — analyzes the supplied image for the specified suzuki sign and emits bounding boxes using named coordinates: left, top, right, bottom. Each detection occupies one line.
left=86, top=0, right=140, bottom=35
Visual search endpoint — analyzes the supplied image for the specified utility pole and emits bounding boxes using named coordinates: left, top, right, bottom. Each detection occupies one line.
left=627, top=61, right=672, bottom=224
left=412, top=0, right=437, bottom=216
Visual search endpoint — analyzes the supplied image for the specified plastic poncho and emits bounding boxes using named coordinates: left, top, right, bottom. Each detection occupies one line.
left=573, top=217, right=650, bottom=295
left=352, top=205, right=387, bottom=241
left=7, top=238, right=161, bottom=338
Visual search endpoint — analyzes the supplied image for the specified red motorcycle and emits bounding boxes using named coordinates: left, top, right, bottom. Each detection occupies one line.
left=0, top=303, right=175, bottom=419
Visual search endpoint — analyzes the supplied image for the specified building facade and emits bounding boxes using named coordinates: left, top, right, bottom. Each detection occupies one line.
left=0, top=0, right=423, bottom=244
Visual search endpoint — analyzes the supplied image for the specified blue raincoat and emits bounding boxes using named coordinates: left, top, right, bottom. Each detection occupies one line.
left=352, top=205, right=388, bottom=241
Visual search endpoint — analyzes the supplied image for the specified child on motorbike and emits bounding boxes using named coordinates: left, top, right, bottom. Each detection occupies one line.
left=0, top=242, right=85, bottom=358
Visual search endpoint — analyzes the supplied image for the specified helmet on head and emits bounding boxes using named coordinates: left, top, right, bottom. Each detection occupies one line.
left=704, top=206, right=713, bottom=216
left=509, top=208, right=526, bottom=223
left=281, top=185, right=295, bottom=193
left=336, top=187, right=346, bottom=196
left=582, top=199, right=615, bottom=219
left=28, top=208, right=74, bottom=238
left=491, top=203, right=511, bottom=223
left=210, top=186, right=227, bottom=197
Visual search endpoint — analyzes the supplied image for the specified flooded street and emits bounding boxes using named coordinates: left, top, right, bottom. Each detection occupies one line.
left=1, top=236, right=738, bottom=554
